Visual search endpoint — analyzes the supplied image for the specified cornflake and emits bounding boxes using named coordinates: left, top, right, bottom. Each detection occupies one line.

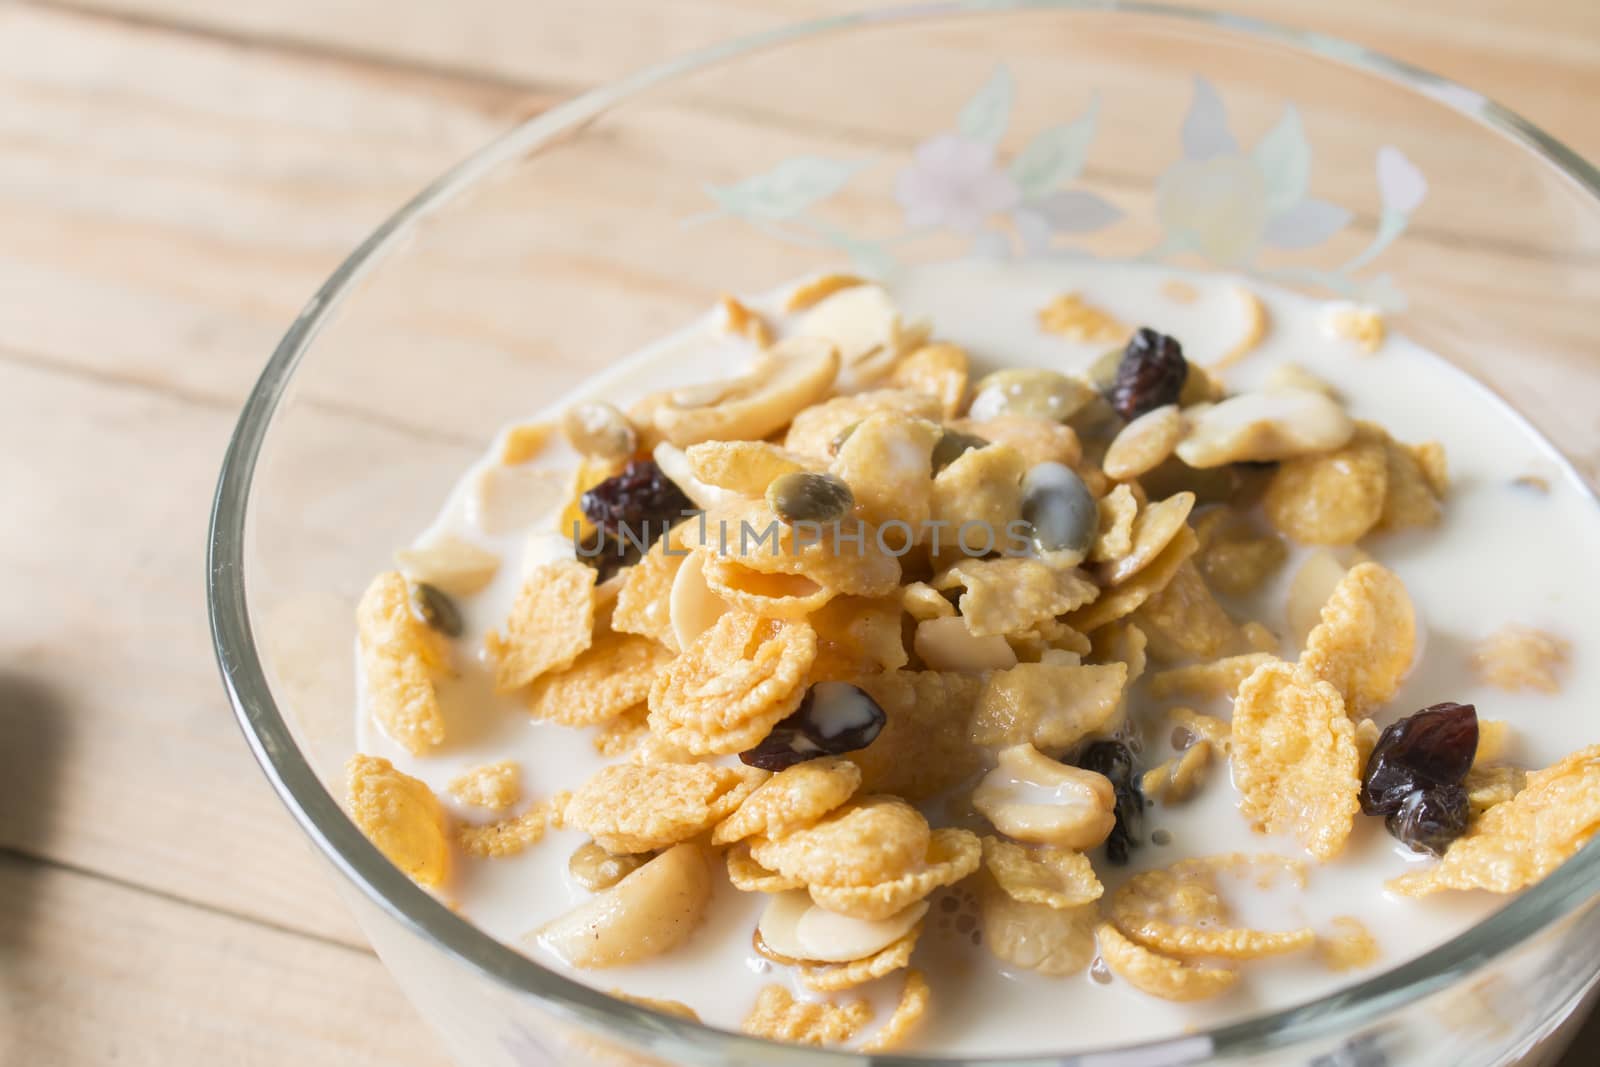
left=978, top=870, right=1099, bottom=976
left=1327, top=305, right=1386, bottom=353
left=1101, top=492, right=1197, bottom=585
left=830, top=412, right=939, bottom=530
left=612, top=526, right=689, bottom=650
left=701, top=555, right=836, bottom=620
left=527, top=631, right=673, bottom=727
left=447, top=761, right=521, bottom=812
left=934, top=558, right=1098, bottom=637
left=357, top=571, right=449, bottom=754
left=712, top=757, right=862, bottom=845
left=890, top=342, right=970, bottom=418
left=458, top=794, right=566, bottom=859
left=558, top=457, right=627, bottom=541
left=1135, top=560, right=1242, bottom=662
left=486, top=560, right=596, bottom=692
left=1103, top=406, right=1183, bottom=483
left=1262, top=437, right=1388, bottom=546
left=783, top=389, right=941, bottom=458
left=1149, top=652, right=1277, bottom=701
left=750, top=796, right=931, bottom=889
left=785, top=272, right=867, bottom=312
left=564, top=763, right=764, bottom=854
left=809, top=596, right=908, bottom=679
left=1091, top=484, right=1138, bottom=562
left=347, top=755, right=450, bottom=887
left=1108, top=854, right=1313, bottom=959
left=1232, top=662, right=1361, bottom=860
left=1318, top=916, right=1380, bottom=971
left=726, top=843, right=805, bottom=892
left=1067, top=525, right=1199, bottom=634
left=1038, top=293, right=1129, bottom=343
left=1141, top=742, right=1212, bottom=805
left=799, top=924, right=922, bottom=992
left=809, top=828, right=982, bottom=921
left=982, top=836, right=1103, bottom=909
left=1376, top=430, right=1444, bottom=531
left=1212, top=286, right=1269, bottom=370
left=686, top=498, right=900, bottom=599
left=859, top=969, right=930, bottom=1052
left=1090, top=621, right=1148, bottom=684
left=846, top=671, right=984, bottom=801
left=1390, top=745, right=1600, bottom=896
left=900, top=582, right=955, bottom=621
left=685, top=440, right=810, bottom=497
left=929, top=443, right=1028, bottom=541
left=1300, top=562, right=1416, bottom=717
left=647, top=611, right=817, bottom=755
left=608, top=991, right=700, bottom=1022
left=1096, top=923, right=1239, bottom=1002
left=970, top=662, right=1127, bottom=750
left=1470, top=626, right=1569, bottom=693
left=741, top=984, right=872, bottom=1046
left=498, top=421, right=552, bottom=465
left=1169, top=706, right=1232, bottom=752
left=950, top=415, right=1082, bottom=467
left=1464, top=765, right=1526, bottom=818
left=593, top=703, right=650, bottom=757
left=719, top=293, right=773, bottom=347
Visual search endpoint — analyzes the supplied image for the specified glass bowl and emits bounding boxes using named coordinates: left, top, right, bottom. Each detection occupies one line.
left=208, top=3, right=1600, bottom=1064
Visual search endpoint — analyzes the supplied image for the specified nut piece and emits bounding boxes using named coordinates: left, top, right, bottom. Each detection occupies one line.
left=667, top=550, right=729, bottom=651
left=970, top=369, right=1096, bottom=423
left=1103, top=405, right=1182, bottom=482
left=394, top=535, right=501, bottom=597
left=650, top=337, right=840, bottom=447
left=534, top=843, right=713, bottom=968
left=568, top=841, right=651, bottom=892
left=561, top=402, right=638, bottom=461
left=757, top=890, right=929, bottom=963
left=913, top=616, right=1019, bottom=672
left=1175, top=389, right=1355, bottom=468
left=972, top=743, right=1117, bottom=849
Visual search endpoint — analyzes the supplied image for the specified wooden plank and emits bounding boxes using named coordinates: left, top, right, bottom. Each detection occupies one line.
left=0, top=853, right=448, bottom=1067
left=39, top=0, right=1600, bottom=163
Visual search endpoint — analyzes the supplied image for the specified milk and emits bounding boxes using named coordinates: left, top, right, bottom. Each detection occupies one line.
left=356, top=259, right=1600, bottom=1055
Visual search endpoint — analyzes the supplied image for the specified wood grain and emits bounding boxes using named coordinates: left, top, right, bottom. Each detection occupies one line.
left=1, top=2, right=1598, bottom=1066
left=0, top=854, right=450, bottom=1067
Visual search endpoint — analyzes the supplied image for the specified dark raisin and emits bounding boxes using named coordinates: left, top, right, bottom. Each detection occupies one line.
left=1075, top=740, right=1144, bottom=865
left=580, top=459, right=695, bottom=541
left=740, top=682, right=886, bottom=771
left=1385, top=784, right=1470, bottom=857
left=1360, top=702, right=1478, bottom=816
left=1108, top=328, right=1189, bottom=421
left=576, top=528, right=644, bottom=583
left=408, top=581, right=462, bottom=637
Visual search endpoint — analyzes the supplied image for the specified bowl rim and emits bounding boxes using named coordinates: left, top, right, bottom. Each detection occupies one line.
left=208, top=2, right=1600, bottom=1063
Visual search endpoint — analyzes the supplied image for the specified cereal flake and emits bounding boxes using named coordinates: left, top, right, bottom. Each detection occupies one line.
left=860, top=969, right=931, bottom=1052
left=1300, top=562, right=1416, bottom=717
left=750, top=796, right=931, bottom=889
left=1096, top=923, right=1239, bottom=1002
left=799, top=925, right=922, bottom=993
left=564, top=763, right=764, bottom=854
left=1471, top=626, right=1569, bottom=693
left=1262, top=438, right=1388, bottom=546
left=809, top=828, right=982, bottom=921
left=846, top=671, right=985, bottom=801
left=934, top=558, right=1098, bottom=638
left=970, top=662, right=1127, bottom=750
left=978, top=870, right=1099, bottom=976
left=1318, top=916, right=1380, bottom=971
left=1038, top=293, right=1130, bottom=343
left=527, top=631, right=674, bottom=727
left=741, top=984, right=872, bottom=1046
left=346, top=754, right=450, bottom=887
left=447, top=761, right=521, bottom=812
left=983, top=836, right=1103, bottom=909
left=1108, top=854, right=1313, bottom=959
left=357, top=571, right=448, bottom=754
left=486, top=560, right=596, bottom=692
left=1149, top=652, right=1277, bottom=700
left=1091, top=484, right=1138, bottom=562
left=712, top=757, right=862, bottom=845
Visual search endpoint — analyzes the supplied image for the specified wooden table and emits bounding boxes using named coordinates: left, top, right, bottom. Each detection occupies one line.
left=2, top=1, right=1597, bottom=1063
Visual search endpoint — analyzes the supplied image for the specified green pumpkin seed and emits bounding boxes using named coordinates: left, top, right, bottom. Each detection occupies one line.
left=931, top=429, right=990, bottom=474
left=766, top=472, right=855, bottom=525
left=1021, top=462, right=1097, bottom=554
left=969, top=369, right=1096, bottom=423
left=409, top=581, right=463, bottom=637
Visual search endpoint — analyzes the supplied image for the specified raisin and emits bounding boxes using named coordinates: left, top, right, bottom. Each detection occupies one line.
left=580, top=459, right=695, bottom=541
left=1386, top=784, right=1470, bottom=857
left=1108, top=328, right=1189, bottom=421
left=1360, top=702, right=1478, bottom=817
left=576, top=528, right=643, bottom=583
left=740, top=682, right=886, bottom=771
left=1075, top=740, right=1144, bottom=865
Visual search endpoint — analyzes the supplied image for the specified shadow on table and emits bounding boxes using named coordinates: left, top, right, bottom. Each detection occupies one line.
left=0, top=670, right=73, bottom=990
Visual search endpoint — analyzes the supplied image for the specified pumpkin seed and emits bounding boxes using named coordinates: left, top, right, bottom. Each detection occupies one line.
left=766, top=472, right=855, bottom=524
left=1021, top=462, right=1097, bottom=554
left=969, top=369, right=1095, bottom=424
left=561, top=401, right=638, bottom=461
left=409, top=581, right=463, bottom=637
left=931, top=429, right=990, bottom=474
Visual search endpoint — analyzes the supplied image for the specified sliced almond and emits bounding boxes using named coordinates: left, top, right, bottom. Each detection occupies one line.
left=913, top=616, right=1018, bottom=672
left=757, top=890, right=929, bottom=964
left=668, top=550, right=729, bottom=651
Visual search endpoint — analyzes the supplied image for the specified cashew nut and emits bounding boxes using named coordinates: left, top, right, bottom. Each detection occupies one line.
left=561, top=401, right=638, bottom=461
left=797, top=283, right=929, bottom=391
left=757, top=890, right=928, bottom=964
left=1174, top=388, right=1355, bottom=468
left=650, top=337, right=839, bottom=447
left=533, top=842, right=712, bottom=968
left=973, top=743, right=1117, bottom=849
left=913, top=616, right=1018, bottom=673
